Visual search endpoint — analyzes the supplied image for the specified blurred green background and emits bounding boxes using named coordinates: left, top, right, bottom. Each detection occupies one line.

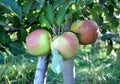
left=0, top=0, right=120, bottom=84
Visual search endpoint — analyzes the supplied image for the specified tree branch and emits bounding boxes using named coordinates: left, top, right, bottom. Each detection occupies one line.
left=34, top=54, right=50, bottom=84
left=81, top=6, right=90, bottom=20
left=0, top=21, right=38, bottom=33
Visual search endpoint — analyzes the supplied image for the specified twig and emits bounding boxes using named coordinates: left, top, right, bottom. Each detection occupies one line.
left=0, top=21, right=38, bottom=33
left=81, top=6, right=90, bottom=20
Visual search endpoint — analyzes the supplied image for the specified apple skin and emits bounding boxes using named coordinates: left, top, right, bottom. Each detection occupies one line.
left=53, top=32, right=79, bottom=60
left=26, top=29, right=51, bottom=56
left=70, top=20, right=99, bottom=45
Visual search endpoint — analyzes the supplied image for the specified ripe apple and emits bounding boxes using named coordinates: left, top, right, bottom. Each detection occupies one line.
left=70, top=20, right=99, bottom=45
left=26, top=29, right=51, bottom=56
left=53, top=32, right=79, bottom=60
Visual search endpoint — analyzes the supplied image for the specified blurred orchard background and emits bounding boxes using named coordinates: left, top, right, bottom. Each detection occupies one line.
left=0, top=0, right=120, bottom=84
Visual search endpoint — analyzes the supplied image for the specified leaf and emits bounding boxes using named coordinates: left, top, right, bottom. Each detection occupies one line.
left=53, top=0, right=64, bottom=9
left=35, top=0, right=44, bottom=9
left=39, top=13, right=51, bottom=28
left=0, top=28, right=11, bottom=44
left=44, top=3, right=55, bottom=24
left=17, top=29, right=27, bottom=41
left=112, top=38, right=120, bottom=44
left=22, top=2, right=32, bottom=14
left=56, top=2, right=70, bottom=27
left=9, top=41, right=25, bottom=56
left=50, top=42, right=64, bottom=74
left=106, top=40, right=113, bottom=55
left=0, top=53, right=4, bottom=64
left=0, top=0, right=22, bottom=19
left=27, top=11, right=37, bottom=23
left=101, top=33, right=118, bottom=41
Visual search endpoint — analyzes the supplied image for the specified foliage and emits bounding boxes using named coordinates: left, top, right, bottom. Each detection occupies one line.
left=0, top=0, right=120, bottom=83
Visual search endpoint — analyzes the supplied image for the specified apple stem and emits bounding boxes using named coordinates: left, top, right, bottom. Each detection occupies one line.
left=63, top=58, right=75, bottom=84
left=34, top=54, right=50, bottom=84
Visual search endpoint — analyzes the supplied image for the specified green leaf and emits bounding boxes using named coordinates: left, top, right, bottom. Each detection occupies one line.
left=101, top=33, right=118, bottom=41
left=56, top=2, right=70, bottom=27
left=0, top=53, right=4, bottom=64
left=22, top=2, right=32, bottom=14
left=35, top=0, right=44, bottom=9
left=106, top=40, right=113, bottom=55
left=0, top=45, right=6, bottom=52
left=39, top=13, right=51, bottom=28
left=17, top=29, right=27, bottom=41
left=50, top=42, right=64, bottom=74
left=0, top=0, right=22, bottom=19
left=53, top=0, right=64, bottom=9
left=112, top=38, right=120, bottom=44
left=44, top=3, right=55, bottom=24
left=0, top=28, right=11, bottom=44
left=27, top=11, right=37, bottom=23
left=9, top=41, right=25, bottom=56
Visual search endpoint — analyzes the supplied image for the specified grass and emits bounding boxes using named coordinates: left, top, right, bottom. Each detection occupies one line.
left=0, top=42, right=120, bottom=84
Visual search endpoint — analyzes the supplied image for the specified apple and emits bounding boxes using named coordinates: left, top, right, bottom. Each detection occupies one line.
left=70, top=20, right=99, bottom=45
left=53, top=32, right=79, bottom=60
left=26, top=29, right=51, bottom=56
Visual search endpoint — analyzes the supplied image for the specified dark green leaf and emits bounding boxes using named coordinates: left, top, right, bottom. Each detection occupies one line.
left=22, top=2, right=32, bottom=14
left=27, top=11, right=37, bottom=23
left=35, top=0, right=44, bottom=9
left=106, top=40, right=113, bottom=55
left=53, top=0, right=64, bottom=9
left=0, top=28, right=11, bottom=44
left=44, top=3, right=55, bottom=24
left=0, top=45, right=6, bottom=52
left=9, top=41, right=25, bottom=56
left=101, top=33, right=118, bottom=41
left=112, top=38, right=120, bottom=44
left=0, top=53, right=4, bottom=64
left=17, top=29, right=27, bottom=41
left=0, top=0, right=22, bottom=19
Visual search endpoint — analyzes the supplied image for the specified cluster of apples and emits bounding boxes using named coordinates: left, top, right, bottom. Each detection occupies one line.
left=26, top=20, right=99, bottom=60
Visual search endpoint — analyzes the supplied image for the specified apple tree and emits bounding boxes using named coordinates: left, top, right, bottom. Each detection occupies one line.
left=0, top=0, right=120, bottom=84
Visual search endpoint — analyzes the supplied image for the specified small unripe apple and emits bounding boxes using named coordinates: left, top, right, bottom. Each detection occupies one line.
left=70, top=20, right=99, bottom=45
left=53, top=32, right=79, bottom=60
left=26, top=29, right=51, bottom=56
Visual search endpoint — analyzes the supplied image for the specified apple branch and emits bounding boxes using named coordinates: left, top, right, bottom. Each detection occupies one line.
left=63, top=58, right=75, bottom=84
left=34, top=54, right=50, bottom=84
left=81, top=6, right=90, bottom=20
left=0, top=21, right=38, bottom=33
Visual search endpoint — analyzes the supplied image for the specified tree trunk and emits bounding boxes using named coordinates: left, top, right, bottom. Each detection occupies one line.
left=63, top=58, right=75, bottom=84
left=34, top=54, right=50, bottom=84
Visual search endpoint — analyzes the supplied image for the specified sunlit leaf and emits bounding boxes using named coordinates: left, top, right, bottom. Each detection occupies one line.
left=50, top=42, right=64, bottom=74
left=39, top=13, right=51, bottom=27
